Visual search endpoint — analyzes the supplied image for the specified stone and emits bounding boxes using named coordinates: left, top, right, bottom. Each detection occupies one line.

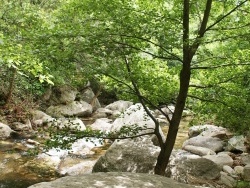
left=92, top=137, right=160, bottom=174
left=203, top=154, right=234, bottom=168
left=174, top=157, right=221, bottom=183
left=28, top=172, right=195, bottom=188
left=31, top=110, right=54, bottom=126
left=243, top=164, right=250, bottom=181
left=92, top=108, right=113, bottom=119
left=241, top=153, right=250, bottom=165
left=182, top=135, right=225, bottom=152
left=0, top=122, right=15, bottom=139
left=183, top=145, right=216, bottom=156
left=223, top=165, right=235, bottom=175
left=234, top=166, right=244, bottom=175
left=46, top=101, right=92, bottom=118
left=11, top=120, right=33, bottom=131
left=77, top=88, right=101, bottom=111
left=105, top=100, right=133, bottom=112
left=220, top=171, right=237, bottom=188
left=46, top=85, right=78, bottom=105
left=226, top=135, right=247, bottom=153
left=48, top=118, right=86, bottom=131
left=89, top=118, right=113, bottom=132
left=111, top=103, right=165, bottom=140
left=188, top=125, right=232, bottom=139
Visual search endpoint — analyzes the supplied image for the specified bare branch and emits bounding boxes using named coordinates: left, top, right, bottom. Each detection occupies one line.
left=191, top=62, right=250, bottom=70
left=205, top=0, right=249, bottom=32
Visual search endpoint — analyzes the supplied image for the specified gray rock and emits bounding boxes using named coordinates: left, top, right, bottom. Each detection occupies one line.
left=31, top=110, right=54, bottom=126
left=48, top=118, right=86, bottom=131
left=241, top=153, right=250, bottom=165
left=89, top=118, right=113, bottom=132
left=47, top=85, right=78, bottom=105
left=220, top=171, right=237, bottom=188
left=226, top=135, right=247, bottom=152
left=223, top=165, right=235, bottom=175
left=92, top=137, right=160, bottom=173
left=183, top=135, right=225, bottom=152
left=188, top=125, right=232, bottom=139
left=46, top=101, right=92, bottom=118
left=183, top=145, right=216, bottom=156
left=12, top=120, right=33, bottom=131
left=92, top=108, right=113, bottom=119
left=0, top=122, right=14, bottom=139
left=174, top=157, right=221, bottom=183
left=105, top=100, right=133, bottom=112
left=203, top=154, right=234, bottom=168
left=28, top=172, right=195, bottom=188
left=243, top=164, right=250, bottom=181
left=234, top=166, right=244, bottom=175
left=78, top=88, right=101, bottom=111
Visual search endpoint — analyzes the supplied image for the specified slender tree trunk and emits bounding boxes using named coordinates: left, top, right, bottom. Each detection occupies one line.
left=3, top=68, right=17, bottom=108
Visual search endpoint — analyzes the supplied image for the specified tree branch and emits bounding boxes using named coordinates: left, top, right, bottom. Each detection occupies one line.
left=191, top=63, right=250, bottom=70
left=205, top=0, right=249, bottom=32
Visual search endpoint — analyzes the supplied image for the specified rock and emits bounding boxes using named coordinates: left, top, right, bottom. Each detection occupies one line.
left=182, top=135, right=225, bottom=152
left=46, top=101, right=92, bottom=118
left=226, top=135, right=247, bottom=153
left=105, top=100, right=133, bottom=112
left=92, top=137, right=160, bottom=173
left=234, top=166, right=244, bottom=175
left=12, top=120, right=33, bottom=131
left=89, top=118, right=113, bottom=132
left=188, top=125, right=232, bottom=139
left=223, top=165, right=235, bottom=175
left=28, top=172, right=195, bottom=188
left=111, top=103, right=164, bottom=139
left=46, top=85, right=78, bottom=105
left=0, top=122, right=15, bottom=139
left=241, top=153, right=250, bottom=165
left=182, top=145, right=216, bottom=156
left=220, top=171, right=237, bottom=188
left=31, top=110, right=54, bottom=126
left=77, top=88, right=101, bottom=111
left=48, top=118, right=86, bottom=131
left=203, top=154, right=234, bottom=168
left=92, top=108, right=113, bottom=119
left=58, top=157, right=97, bottom=175
left=243, top=164, right=250, bottom=181
left=174, top=157, right=221, bottom=183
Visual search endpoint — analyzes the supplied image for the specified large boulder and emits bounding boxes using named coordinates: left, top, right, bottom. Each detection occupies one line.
left=89, top=118, right=113, bottom=132
left=77, top=88, right=101, bottom=111
left=0, top=122, right=15, bottom=139
left=111, top=103, right=164, bottom=138
left=92, top=137, right=160, bottom=173
left=48, top=118, right=86, bottom=131
left=105, top=100, right=133, bottom=112
left=188, top=125, right=232, bottom=139
left=44, top=85, right=78, bottom=105
left=28, top=172, right=195, bottom=188
left=182, top=135, right=225, bottom=152
left=46, top=101, right=92, bottom=118
left=203, top=154, right=234, bottom=168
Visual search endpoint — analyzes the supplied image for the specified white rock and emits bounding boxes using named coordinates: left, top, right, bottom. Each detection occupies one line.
left=203, top=154, right=234, bottom=168
left=0, top=122, right=14, bottom=139
left=105, top=100, right=133, bottom=112
left=90, top=118, right=113, bottom=132
left=183, top=145, right=216, bottom=156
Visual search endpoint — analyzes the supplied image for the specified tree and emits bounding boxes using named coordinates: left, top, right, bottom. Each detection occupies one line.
left=20, top=0, right=250, bottom=176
